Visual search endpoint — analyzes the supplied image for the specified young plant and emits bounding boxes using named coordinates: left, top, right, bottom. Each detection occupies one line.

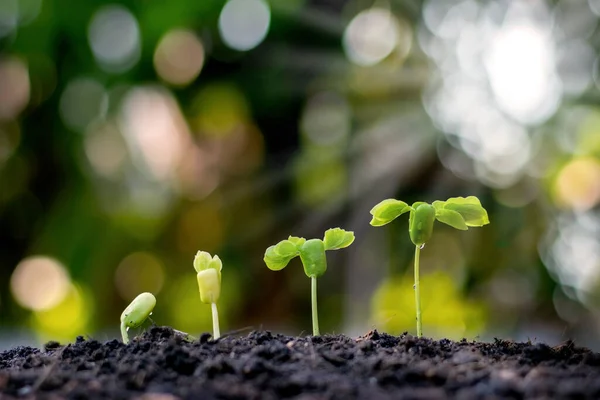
left=120, top=292, right=156, bottom=344
left=263, top=228, right=354, bottom=336
left=194, top=251, right=222, bottom=340
left=369, top=196, right=489, bottom=337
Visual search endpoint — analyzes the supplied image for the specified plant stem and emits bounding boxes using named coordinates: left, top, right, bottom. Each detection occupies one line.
left=211, top=302, right=221, bottom=339
left=120, top=322, right=129, bottom=344
left=414, top=245, right=422, bottom=337
left=311, top=276, right=320, bottom=336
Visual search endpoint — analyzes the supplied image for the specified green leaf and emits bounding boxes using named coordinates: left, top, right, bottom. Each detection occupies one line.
left=263, top=240, right=300, bottom=271
left=444, top=196, right=490, bottom=227
left=369, top=199, right=412, bottom=227
left=194, top=251, right=222, bottom=272
left=432, top=200, right=446, bottom=213
left=288, top=236, right=306, bottom=249
left=411, top=201, right=428, bottom=209
left=435, top=209, right=468, bottom=230
left=209, top=255, right=223, bottom=271
left=323, top=228, right=355, bottom=251
left=276, top=240, right=298, bottom=255
left=299, top=239, right=327, bottom=277
left=369, top=216, right=389, bottom=227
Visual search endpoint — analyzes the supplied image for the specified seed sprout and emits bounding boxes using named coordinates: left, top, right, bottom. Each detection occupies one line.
left=369, top=196, right=490, bottom=337
left=194, top=251, right=223, bottom=340
left=120, top=292, right=156, bottom=344
left=263, top=228, right=355, bottom=336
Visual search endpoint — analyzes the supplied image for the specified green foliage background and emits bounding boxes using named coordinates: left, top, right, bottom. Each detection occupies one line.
left=1, top=0, right=600, bottom=348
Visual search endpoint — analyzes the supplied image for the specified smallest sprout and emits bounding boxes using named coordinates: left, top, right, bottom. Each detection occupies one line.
left=194, top=251, right=222, bottom=339
left=120, top=292, right=156, bottom=344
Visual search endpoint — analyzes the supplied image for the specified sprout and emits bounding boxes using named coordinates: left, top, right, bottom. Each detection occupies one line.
left=194, top=251, right=222, bottom=339
left=264, top=228, right=355, bottom=336
left=370, top=196, right=489, bottom=337
left=120, top=292, right=156, bottom=344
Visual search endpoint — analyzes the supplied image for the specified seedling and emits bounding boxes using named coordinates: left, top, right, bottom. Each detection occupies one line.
left=263, top=228, right=355, bottom=336
left=194, top=251, right=222, bottom=340
left=120, top=292, right=156, bottom=344
left=369, top=196, right=489, bottom=337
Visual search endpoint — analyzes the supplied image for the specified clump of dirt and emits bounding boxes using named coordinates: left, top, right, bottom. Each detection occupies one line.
left=1, top=326, right=599, bottom=399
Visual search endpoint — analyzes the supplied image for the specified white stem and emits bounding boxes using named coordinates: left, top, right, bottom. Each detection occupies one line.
left=120, top=321, right=129, bottom=344
left=211, top=302, right=220, bottom=339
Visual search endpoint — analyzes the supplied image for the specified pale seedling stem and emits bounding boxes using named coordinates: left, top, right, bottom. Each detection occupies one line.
left=211, top=302, right=221, bottom=340
left=414, top=245, right=422, bottom=337
left=311, top=276, right=319, bottom=336
left=120, top=322, right=129, bottom=344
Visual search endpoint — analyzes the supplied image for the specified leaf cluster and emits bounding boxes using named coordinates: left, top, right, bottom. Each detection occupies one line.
left=263, top=228, right=355, bottom=277
left=370, top=196, right=489, bottom=245
left=194, top=251, right=222, bottom=304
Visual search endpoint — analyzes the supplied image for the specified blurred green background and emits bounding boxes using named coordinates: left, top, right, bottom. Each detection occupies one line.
left=2, top=0, right=600, bottom=349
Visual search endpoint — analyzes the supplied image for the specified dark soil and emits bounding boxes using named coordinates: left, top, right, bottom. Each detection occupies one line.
left=1, top=327, right=600, bottom=400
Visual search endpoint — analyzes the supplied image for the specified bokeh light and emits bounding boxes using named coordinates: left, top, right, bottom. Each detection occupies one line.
left=420, top=0, right=568, bottom=188
left=154, top=29, right=205, bottom=87
left=484, top=20, right=560, bottom=125
left=192, top=84, right=249, bottom=137
left=16, top=0, right=42, bottom=26
left=300, top=92, right=350, bottom=147
left=343, top=8, right=402, bottom=66
left=556, top=40, right=594, bottom=96
left=218, top=0, right=270, bottom=51
left=554, top=0, right=597, bottom=40
left=294, top=152, right=347, bottom=208
left=553, top=157, right=600, bottom=211
left=0, top=57, right=30, bottom=120
left=88, top=4, right=141, bottom=72
left=120, top=86, right=190, bottom=181
left=542, top=213, right=600, bottom=300
left=371, top=271, right=486, bottom=339
left=0, top=0, right=18, bottom=38
left=59, top=78, right=108, bottom=132
left=32, top=284, right=92, bottom=341
left=115, top=252, right=165, bottom=301
left=10, top=256, right=70, bottom=311
left=84, top=120, right=127, bottom=178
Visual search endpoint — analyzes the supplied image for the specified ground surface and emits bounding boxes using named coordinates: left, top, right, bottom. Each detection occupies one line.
left=0, top=327, right=599, bottom=399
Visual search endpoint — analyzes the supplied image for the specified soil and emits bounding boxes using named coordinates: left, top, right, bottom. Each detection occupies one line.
left=1, top=327, right=599, bottom=400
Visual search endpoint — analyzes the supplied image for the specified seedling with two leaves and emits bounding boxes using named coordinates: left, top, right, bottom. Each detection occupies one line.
left=369, top=196, right=489, bottom=337
left=263, top=228, right=354, bottom=336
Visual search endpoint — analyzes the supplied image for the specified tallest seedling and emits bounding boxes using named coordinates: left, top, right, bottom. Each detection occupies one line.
left=369, top=196, right=489, bottom=337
